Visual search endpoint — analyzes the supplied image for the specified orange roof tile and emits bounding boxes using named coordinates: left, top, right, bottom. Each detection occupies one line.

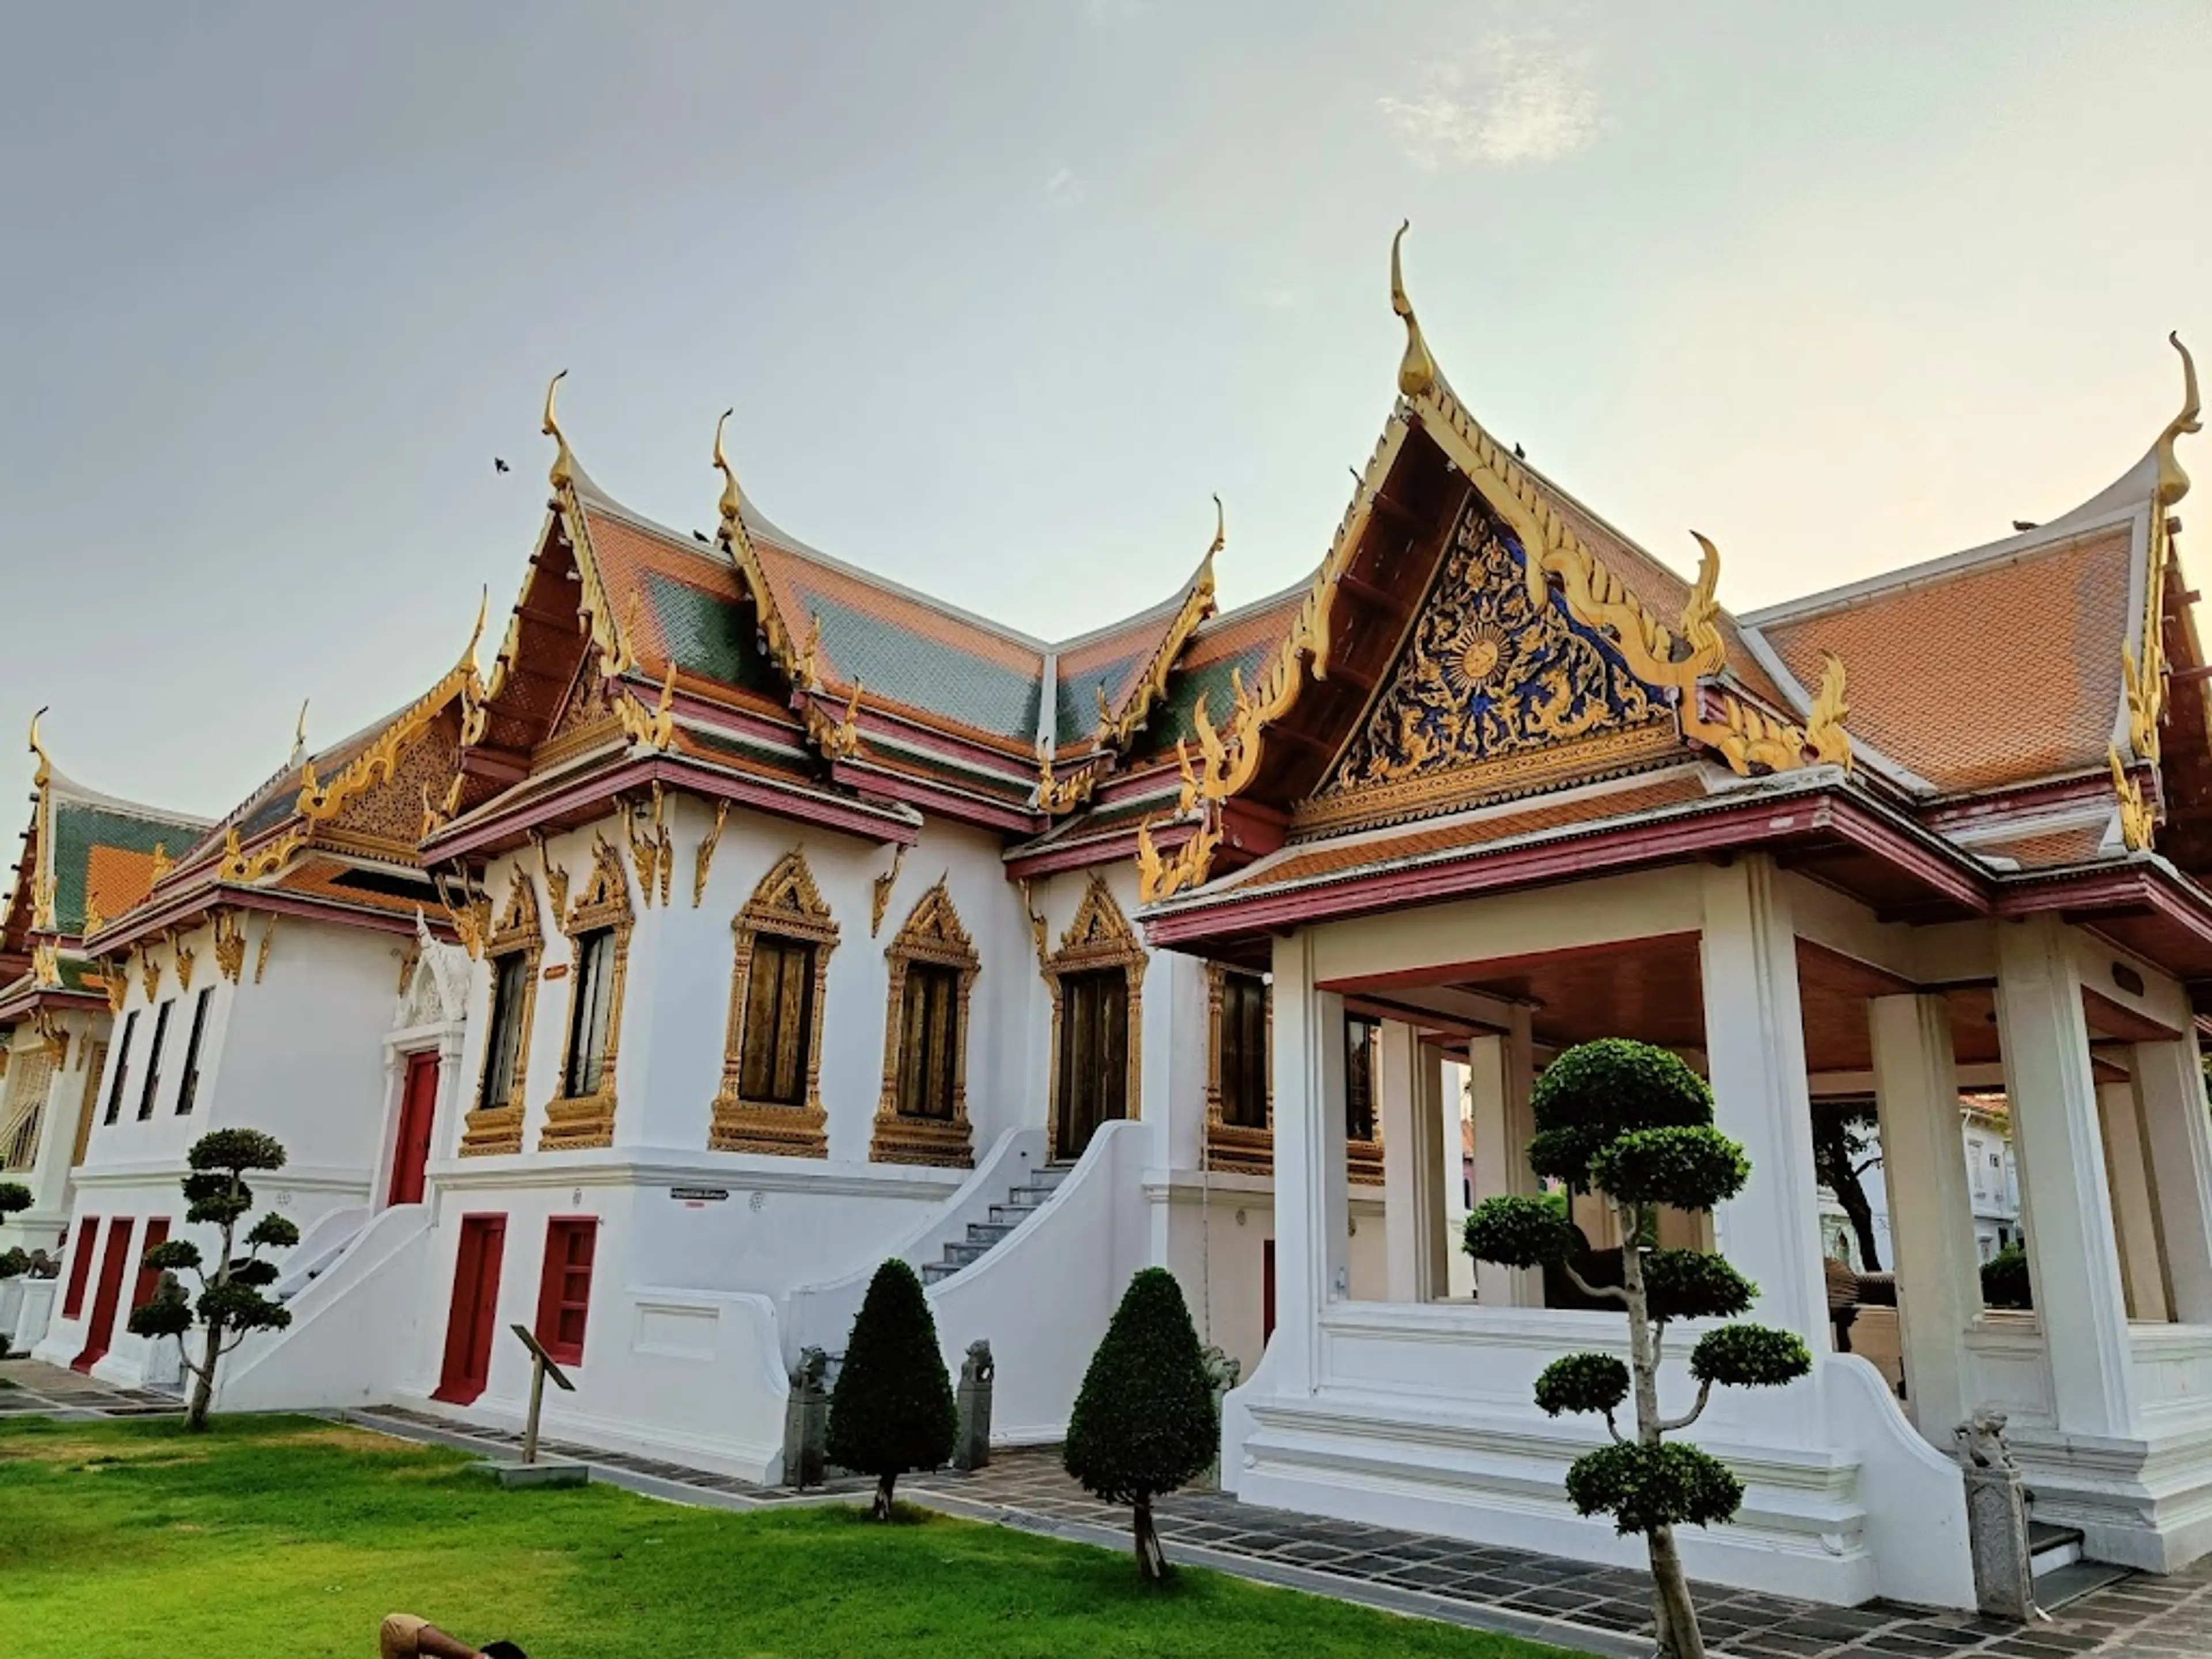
left=1754, top=527, right=2134, bottom=793
left=1964, top=824, right=2113, bottom=869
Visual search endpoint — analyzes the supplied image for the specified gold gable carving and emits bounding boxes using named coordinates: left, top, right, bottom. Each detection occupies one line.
left=1304, top=503, right=1676, bottom=832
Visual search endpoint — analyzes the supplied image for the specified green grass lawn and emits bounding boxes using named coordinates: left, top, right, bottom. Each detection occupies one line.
left=0, top=1415, right=1582, bottom=1658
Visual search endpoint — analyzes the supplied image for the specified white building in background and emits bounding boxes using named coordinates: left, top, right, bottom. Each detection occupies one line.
left=1819, top=1095, right=2022, bottom=1272
left=14, top=237, right=2212, bottom=1608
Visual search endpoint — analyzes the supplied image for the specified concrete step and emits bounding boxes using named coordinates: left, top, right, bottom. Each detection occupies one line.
left=942, top=1241, right=989, bottom=1267
left=1006, top=1185, right=1060, bottom=1207
left=2034, top=1559, right=2129, bottom=1611
left=919, top=1261, right=959, bottom=1285
left=987, top=1201, right=1039, bottom=1226
left=965, top=1221, right=1016, bottom=1247
left=2029, top=1520, right=2084, bottom=1576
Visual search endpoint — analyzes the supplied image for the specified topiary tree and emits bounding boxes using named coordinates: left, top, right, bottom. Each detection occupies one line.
left=126, top=1128, right=299, bottom=1433
left=825, top=1259, right=956, bottom=1519
left=1465, top=1039, right=1812, bottom=1659
left=0, top=1180, right=31, bottom=1232
left=1063, top=1267, right=1217, bottom=1582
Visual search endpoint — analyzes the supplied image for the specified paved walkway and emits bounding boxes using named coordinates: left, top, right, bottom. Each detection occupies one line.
left=6, top=1359, right=2211, bottom=1658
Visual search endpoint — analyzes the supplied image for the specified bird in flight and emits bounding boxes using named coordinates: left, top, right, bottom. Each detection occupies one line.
left=493, top=457, right=511, bottom=474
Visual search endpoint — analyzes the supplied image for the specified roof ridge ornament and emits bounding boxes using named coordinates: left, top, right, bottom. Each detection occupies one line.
left=1802, top=653, right=1853, bottom=773
left=1681, top=534, right=1726, bottom=673
left=460, top=586, right=488, bottom=676
left=2110, top=745, right=2156, bottom=852
left=713, top=408, right=744, bottom=546
left=1390, top=221, right=1437, bottom=399
left=1094, top=496, right=1225, bottom=749
left=2157, top=332, right=2200, bottom=509
left=290, top=699, right=309, bottom=768
left=27, top=705, right=51, bottom=791
left=543, top=369, right=574, bottom=491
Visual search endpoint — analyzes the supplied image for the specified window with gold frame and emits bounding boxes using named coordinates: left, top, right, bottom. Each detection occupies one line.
left=460, top=866, right=542, bottom=1156
left=541, top=834, right=632, bottom=1151
left=870, top=879, right=979, bottom=1168
left=1344, top=1011, right=1386, bottom=1185
left=1204, top=963, right=1273, bottom=1175
left=709, top=850, right=838, bottom=1157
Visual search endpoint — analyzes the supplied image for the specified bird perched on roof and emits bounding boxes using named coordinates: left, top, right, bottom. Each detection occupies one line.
left=493, top=457, right=511, bottom=474
left=1514, top=442, right=1526, bottom=459
left=2012, top=519, right=2037, bottom=531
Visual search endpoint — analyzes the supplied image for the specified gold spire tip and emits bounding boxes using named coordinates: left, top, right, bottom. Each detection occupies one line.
left=27, top=705, right=50, bottom=789
left=1207, top=493, right=1225, bottom=560
left=713, top=407, right=743, bottom=542
left=463, top=585, right=488, bottom=673
left=1389, top=220, right=1436, bottom=399
left=2158, top=332, right=2200, bottom=509
left=543, top=369, right=573, bottom=490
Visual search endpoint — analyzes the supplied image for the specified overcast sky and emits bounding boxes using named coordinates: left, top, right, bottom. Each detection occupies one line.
left=4, top=2, right=2208, bottom=821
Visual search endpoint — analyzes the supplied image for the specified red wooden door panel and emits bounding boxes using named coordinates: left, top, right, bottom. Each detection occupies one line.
left=130, top=1217, right=173, bottom=1316
left=434, top=1214, right=506, bottom=1405
left=73, top=1216, right=137, bottom=1373
left=62, top=1215, right=100, bottom=1319
left=388, top=1051, right=441, bottom=1207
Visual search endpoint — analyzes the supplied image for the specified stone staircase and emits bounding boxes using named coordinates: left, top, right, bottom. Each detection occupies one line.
left=2028, top=1517, right=2130, bottom=1610
left=919, top=1164, right=1070, bottom=1286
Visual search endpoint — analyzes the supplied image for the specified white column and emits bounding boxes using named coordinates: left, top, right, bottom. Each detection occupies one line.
left=2133, top=1033, right=2212, bottom=1324
left=1469, top=1012, right=1541, bottom=1306
left=1698, top=858, right=1830, bottom=1357
left=2098, top=1078, right=2169, bottom=1323
left=1994, top=915, right=2136, bottom=1437
left=1869, top=993, right=1982, bottom=1441
left=1268, top=932, right=1349, bottom=1395
left=1381, top=1024, right=1449, bottom=1302
left=1441, top=1058, right=1475, bottom=1298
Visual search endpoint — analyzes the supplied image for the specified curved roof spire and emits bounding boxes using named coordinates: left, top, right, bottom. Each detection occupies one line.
left=1389, top=221, right=1437, bottom=398
left=27, top=705, right=51, bottom=790
left=290, top=699, right=309, bottom=767
left=2157, top=331, right=2201, bottom=509
left=543, top=368, right=575, bottom=491
left=713, top=407, right=744, bottom=546
left=460, top=585, right=488, bottom=676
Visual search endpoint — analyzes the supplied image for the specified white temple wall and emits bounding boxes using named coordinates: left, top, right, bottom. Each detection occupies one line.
left=0, top=1008, right=109, bottom=1252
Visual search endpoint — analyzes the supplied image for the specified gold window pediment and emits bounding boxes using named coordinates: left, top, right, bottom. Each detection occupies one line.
left=541, top=834, right=633, bottom=1152
left=872, top=880, right=981, bottom=1169
left=710, top=849, right=838, bottom=1157
left=1298, top=502, right=1680, bottom=836
left=460, top=865, right=543, bottom=1157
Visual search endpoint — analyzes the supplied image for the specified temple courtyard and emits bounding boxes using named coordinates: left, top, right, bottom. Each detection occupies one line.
left=5, top=1361, right=2210, bottom=1659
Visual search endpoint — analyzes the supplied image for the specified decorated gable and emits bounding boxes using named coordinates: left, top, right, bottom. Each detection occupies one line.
left=1309, top=499, right=1680, bottom=831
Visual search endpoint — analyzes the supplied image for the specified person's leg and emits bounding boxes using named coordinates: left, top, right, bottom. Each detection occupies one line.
left=381, top=1615, right=428, bottom=1658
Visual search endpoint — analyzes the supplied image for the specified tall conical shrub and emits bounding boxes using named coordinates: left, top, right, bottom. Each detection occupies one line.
left=1064, top=1267, right=1216, bottom=1580
left=825, top=1259, right=956, bottom=1519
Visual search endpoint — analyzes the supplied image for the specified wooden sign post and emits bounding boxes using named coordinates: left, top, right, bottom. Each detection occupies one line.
left=509, top=1323, right=575, bottom=1465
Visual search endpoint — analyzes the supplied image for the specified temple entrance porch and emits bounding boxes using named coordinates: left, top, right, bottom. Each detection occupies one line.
left=1215, top=853, right=2212, bottom=1607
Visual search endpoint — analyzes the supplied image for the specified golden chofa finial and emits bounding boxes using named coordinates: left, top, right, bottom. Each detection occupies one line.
left=2157, top=332, right=2202, bottom=509
left=27, top=705, right=51, bottom=790
left=543, top=368, right=574, bottom=491
left=1206, top=493, right=1225, bottom=561
left=290, top=699, right=309, bottom=767
left=1389, top=220, right=1437, bottom=399
left=713, top=408, right=744, bottom=547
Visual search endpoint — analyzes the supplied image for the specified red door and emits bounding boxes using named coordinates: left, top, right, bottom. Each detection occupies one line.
left=130, top=1218, right=173, bottom=1316
left=73, top=1217, right=137, bottom=1373
left=388, top=1051, right=441, bottom=1207
left=434, top=1214, right=506, bottom=1405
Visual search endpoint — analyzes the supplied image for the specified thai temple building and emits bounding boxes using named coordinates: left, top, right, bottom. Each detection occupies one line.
left=7, top=229, right=2211, bottom=1613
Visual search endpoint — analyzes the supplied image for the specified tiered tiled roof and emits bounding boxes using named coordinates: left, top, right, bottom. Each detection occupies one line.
left=0, top=752, right=209, bottom=1018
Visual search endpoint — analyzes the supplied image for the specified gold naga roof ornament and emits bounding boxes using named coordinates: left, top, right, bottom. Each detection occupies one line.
left=1389, top=221, right=1436, bottom=399
left=1095, top=496, right=1225, bottom=750
left=616, top=661, right=679, bottom=752
left=26, top=705, right=51, bottom=791
left=2111, top=745, right=2156, bottom=852
left=543, top=368, right=575, bottom=492
left=805, top=681, right=866, bottom=761
left=298, top=608, right=484, bottom=828
left=290, top=699, right=310, bottom=768
left=2132, top=334, right=2199, bottom=768
left=1802, top=653, right=1853, bottom=772
left=1136, top=809, right=1223, bottom=904
left=1035, top=737, right=1104, bottom=815
left=709, top=406, right=818, bottom=694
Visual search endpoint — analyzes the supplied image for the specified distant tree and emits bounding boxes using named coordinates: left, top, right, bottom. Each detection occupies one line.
left=1809, top=1099, right=1884, bottom=1271
left=126, top=1128, right=299, bottom=1433
left=1464, top=1039, right=1812, bottom=1659
left=825, top=1259, right=956, bottom=1519
left=1064, top=1268, right=1217, bottom=1582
